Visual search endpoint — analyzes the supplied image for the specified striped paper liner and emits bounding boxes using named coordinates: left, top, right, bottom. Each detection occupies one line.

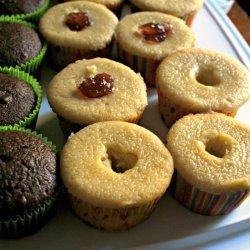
left=57, top=110, right=143, bottom=137
left=117, top=43, right=160, bottom=87
left=70, top=195, right=160, bottom=231
left=174, top=173, right=249, bottom=215
left=49, top=42, right=113, bottom=69
left=181, top=12, right=196, bottom=27
left=157, top=89, right=238, bottom=128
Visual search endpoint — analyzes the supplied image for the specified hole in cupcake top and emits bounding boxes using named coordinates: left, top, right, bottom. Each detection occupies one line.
left=192, top=66, right=221, bottom=87
left=0, top=93, right=12, bottom=105
left=137, top=22, right=174, bottom=44
left=65, top=12, right=93, bottom=31
left=78, top=73, right=115, bottom=98
left=102, top=148, right=138, bottom=174
left=205, top=135, right=232, bottom=158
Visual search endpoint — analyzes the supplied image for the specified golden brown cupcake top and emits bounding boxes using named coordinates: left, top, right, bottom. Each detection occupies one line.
left=39, top=1, right=118, bottom=50
left=47, top=58, right=147, bottom=125
left=130, top=0, right=205, bottom=17
left=64, top=0, right=124, bottom=10
left=167, top=113, right=250, bottom=194
left=61, top=121, right=174, bottom=207
left=157, top=48, right=250, bottom=112
left=115, top=12, right=194, bottom=60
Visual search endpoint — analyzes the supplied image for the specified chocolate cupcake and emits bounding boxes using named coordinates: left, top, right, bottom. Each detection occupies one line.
left=0, top=67, right=42, bottom=129
left=0, top=128, right=59, bottom=239
left=0, top=18, right=47, bottom=75
left=0, top=0, right=50, bottom=24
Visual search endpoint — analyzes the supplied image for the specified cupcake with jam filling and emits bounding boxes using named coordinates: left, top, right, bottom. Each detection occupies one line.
left=47, top=58, right=147, bottom=136
left=115, top=11, right=194, bottom=87
left=0, top=0, right=50, bottom=24
left=129, top=0, right=205, bottom=27
left=39, top=1, right=118, bottom=69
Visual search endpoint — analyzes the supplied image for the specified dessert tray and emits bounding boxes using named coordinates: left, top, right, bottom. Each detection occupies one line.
left=2, top=0, right=250, bottom=249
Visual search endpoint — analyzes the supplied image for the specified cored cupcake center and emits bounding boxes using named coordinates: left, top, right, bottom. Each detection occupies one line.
left=138, top=22, right=174, bottom=44
left=79, top=73, right=115, bottom=98
left=65, top=12, right=93, bottom=31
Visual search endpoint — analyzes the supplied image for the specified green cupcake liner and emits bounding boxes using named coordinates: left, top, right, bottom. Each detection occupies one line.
left=0, top=18, right=48, bottom=76
left=0, top=67, right=43, bottom=129
left=0, top=0, right=50, bottom=24
left=0, top=127, right=59, bottom=239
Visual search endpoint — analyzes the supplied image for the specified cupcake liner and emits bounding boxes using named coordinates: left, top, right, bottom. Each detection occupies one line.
left=181, top=12, right=196, bottom=27
left=49, top=42, right=113, bottom=70
left=57, top=110, right=143, bottom=138
left=0, top=0, right=50, bottom=24
left=174, top=173, right=249, bottom=216
left=157, top=89, right=238, bottom=128
left=0, top=67, right=43, bottom=129
left=70, top=195, right=160, bottom=231
left=0, top=17, right=48, bottom=76
left=0, top=126, right=59, bottom=239
left=0, top=190, right=60, bottom=239
left=117, top=43, right=160, bottom=87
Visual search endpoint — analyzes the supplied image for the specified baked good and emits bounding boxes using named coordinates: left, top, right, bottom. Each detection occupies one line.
left=39, top=1, right=118, bottom=69
left=156, top=48, right=250, bottom=128
left=0, top=0, right=50, bottom=23
left=0, top=18, right=47, bottom=75
left=0, top=67, right=42, bottom=129
left=115, top=11, right=194, bottom=87
left=63, top=0, right=124, bottom=12
left=167, top=113, right=250, bottom=215
left=47, top=58, right=147, bottom=136
left=61, top=121, right=174, bottom=230
left=0, top=128, right=59, bottom=239
left=129, top=0, right=205, bottom=26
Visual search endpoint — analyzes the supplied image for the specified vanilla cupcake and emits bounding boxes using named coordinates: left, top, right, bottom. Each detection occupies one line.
left=47, top=58, right=147, bottom=136
left=129, top=0, right=205, bottom=26
left=63, top=0, right=125, bottom=13
left=61, top=121, right=174, bottom=230
left=39, top=1, right=118, bottom=69
left=167, top=113, right=250, bottom=215
left=156, top=48, right=250, bottom=128
left=116, top=12, right=194, bottom=87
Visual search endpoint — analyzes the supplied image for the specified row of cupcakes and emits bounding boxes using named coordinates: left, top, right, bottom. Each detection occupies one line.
left=38, top=0, right=196, bottom=87
left=0, top=2, right=57, bottom=239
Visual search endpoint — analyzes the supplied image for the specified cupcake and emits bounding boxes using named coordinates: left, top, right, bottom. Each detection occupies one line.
left=115, top=11, right=194, bottom=87
left=129, top=0, right=205, bottom=26
left=47, top=58, right=147, bottom=136
left=167, top=113, right=250, bottom=215
left=63, top=0, right=125, bottom=14
left=0, top=0, right=50, bottom=24
left=0, top=67, right=42, bottom=129
left=0, top=18, right=47, bottom=76
left=0, top=127, right=59, bottom=239
left=39, top=1, right=118, bottom=69
left=61, top=121, right=174, bottom=231
left=156, top=48, right=250, bottom=128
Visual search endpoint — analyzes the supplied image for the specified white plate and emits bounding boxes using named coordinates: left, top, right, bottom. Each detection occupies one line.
left=2, top=0, right=250, bottom=249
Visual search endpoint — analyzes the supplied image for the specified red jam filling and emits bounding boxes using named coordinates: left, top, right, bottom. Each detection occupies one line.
left=79, top=73, right=115, bottom=98
left=65, top=12, right=93, bottom=31
left=138, top=22, right=174, bottom=44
